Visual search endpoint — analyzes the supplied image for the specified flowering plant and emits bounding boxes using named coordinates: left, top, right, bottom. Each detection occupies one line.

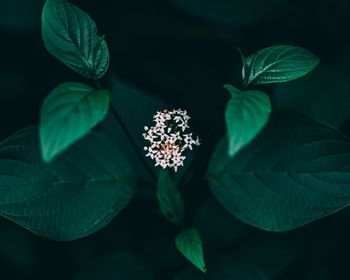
left=4, top=0, right=350, bottom=278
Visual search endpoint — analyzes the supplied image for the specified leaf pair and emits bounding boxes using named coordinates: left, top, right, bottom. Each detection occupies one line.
left=216, top=46, right=350, bottom=232
left=40, top=0, right=111, bottom=162
left=225, top=45, right=319, bottom=158
left=155, top=172, right=206, bottom=273
left=0, top=0, right=134, bottom=241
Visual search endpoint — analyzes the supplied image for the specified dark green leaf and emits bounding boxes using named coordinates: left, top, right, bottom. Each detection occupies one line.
left=156, top=170, right=184, bottom=224
left=243, top=45, right=319, bottom=86
left=40, top=82, right=110, bottom=162
left=0, top=127, right=135, bottom=240
left=175, top=228, right=206, bottom=273
left=41, top=0, right=109, bottom=79
left=224, top=84, right=271, bottom=157
left=208, top=113, right=350, bottom=231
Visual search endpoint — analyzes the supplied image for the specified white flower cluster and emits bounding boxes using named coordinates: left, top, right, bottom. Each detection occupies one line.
left=143, top=109, right=200, bottom=172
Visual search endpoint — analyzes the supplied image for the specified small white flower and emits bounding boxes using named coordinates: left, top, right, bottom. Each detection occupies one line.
left=143, top=108, right=200, bottom=172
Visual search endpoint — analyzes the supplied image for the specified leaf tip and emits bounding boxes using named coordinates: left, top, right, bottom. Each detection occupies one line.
left=223, top=84, right=240, bottom=95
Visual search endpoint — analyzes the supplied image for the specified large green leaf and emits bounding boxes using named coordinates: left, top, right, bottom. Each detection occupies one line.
left=156, top=170, right=184, bottom=224
left=208, top=113, right=350, bottom=231
left=0, top=127, right=135, bottom=241
left=41, top=0, right=109, bottom=79
left=40, top=82, right=110, bottom=162
left=242, top=45, right=319, bottom=86
left=176, top=228, right=206, bottom=273
left=224, top=84, right=271, bottom=157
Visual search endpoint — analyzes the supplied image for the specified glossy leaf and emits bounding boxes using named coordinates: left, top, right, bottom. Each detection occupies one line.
left=40, top=82, right=110, bottom=162
left=176, top=228, right=206, bottom=273
left=242, top=45, right=319, bottom=86
left=41, top=0, right=109, bottom=79
left=0, top=127, right=135, bottom=240
left=156, top=170, right=184, bottom=224
left=208, top=113, right=350, bottom=231
left=224, top=84, right=271, bottom=157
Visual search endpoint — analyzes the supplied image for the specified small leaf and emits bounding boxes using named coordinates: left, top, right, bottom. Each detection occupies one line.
left=243, top=45, right=319, bottom=86
left=175, top=228, right=206, bottom=273
left=208, top=112, right=350, bottom=231
left=236, top=48, right=248, bottom=82
left=40, top=82, right=110, bottom=162
left=156, top=170, right=184, bottom=224
left=41, top=0, right=109, bottom=79
left=224, top=84, right=271, bottom=157
left=0, top=127, right=135, bottom=241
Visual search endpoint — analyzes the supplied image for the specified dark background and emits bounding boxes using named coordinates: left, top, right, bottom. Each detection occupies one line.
left=1, top=0, right=350, bottom=279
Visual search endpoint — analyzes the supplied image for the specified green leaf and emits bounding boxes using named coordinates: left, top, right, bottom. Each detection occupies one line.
left=41, top=0, right=109, bottom=79
left=0, top=127, right=135, bottom=241
left=40, top=82, right=110, bottom=162
left=156, top=170, right=184, bottom=224
left=242, top=45, right=319, bottom=86
left=224, top=84, right=271, bottom=157
left=175, top=228, right=206, bottom=273
left=208, top=112, right=350, bottom=231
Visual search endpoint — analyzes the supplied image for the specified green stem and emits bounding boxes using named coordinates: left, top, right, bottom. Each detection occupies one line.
left=94, top=80, right=158, bottom=183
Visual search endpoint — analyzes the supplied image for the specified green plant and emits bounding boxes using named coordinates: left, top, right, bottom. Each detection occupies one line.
left=7, top=0, right=350, bottom=278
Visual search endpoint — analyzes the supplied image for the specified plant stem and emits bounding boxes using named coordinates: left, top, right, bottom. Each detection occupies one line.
left=109, top=105, right=157, bottom=182
left=94, top=79, right=157, bottom=183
